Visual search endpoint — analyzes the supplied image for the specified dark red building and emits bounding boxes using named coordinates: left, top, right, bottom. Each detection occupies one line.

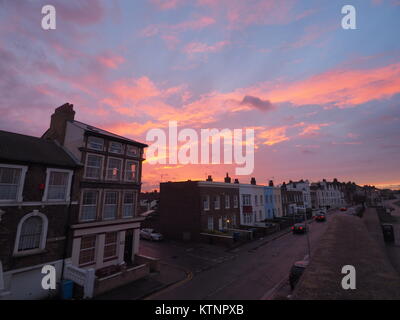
left=160, top=176, right=240, bottom=241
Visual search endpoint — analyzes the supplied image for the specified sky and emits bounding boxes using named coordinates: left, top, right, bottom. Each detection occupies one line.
left=0, top=0, right=399, bottom=191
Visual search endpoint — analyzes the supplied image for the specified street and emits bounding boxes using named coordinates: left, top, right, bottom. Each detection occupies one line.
left=140, top=210, right=339, bottom=300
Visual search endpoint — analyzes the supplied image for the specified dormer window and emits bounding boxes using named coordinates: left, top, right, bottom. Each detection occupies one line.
left=87, top=136, right=104, bottom=151
left=109, top=141, right=123, bottom=154
left=127, top=145, right=139, bottom=157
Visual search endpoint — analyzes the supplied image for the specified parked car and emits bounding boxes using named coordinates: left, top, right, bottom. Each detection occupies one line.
left=292, top=223, right=307, bottom=234
left=381, top=224, right=395, bottom=242
left=315, top=213, right=326, bottom=222
left=289, top=259, right=309, bottom=290
left=140, top=228, right=163, bottom=241
left=340, top=207, right=347, bottom=212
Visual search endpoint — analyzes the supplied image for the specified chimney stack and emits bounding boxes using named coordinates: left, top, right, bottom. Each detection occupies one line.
left=45, top=103, right=75, bottom=145
left=269, top=180, right=274, bottom=187
left=206, top=175, right=213, bottom=182
left=224, top=173, right=231, bottom=183
left=234, top=179, right=239, bottom=184
left=251, top=177, right=256, bottom=185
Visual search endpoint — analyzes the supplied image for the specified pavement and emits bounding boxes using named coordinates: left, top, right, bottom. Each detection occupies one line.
left=292, top=207, right=400, bottom=299
left=94, top=262, right=188, bottom=300
left=383, top=196, right=400, bottom=276
left=94, top=210, right=332, bottom=300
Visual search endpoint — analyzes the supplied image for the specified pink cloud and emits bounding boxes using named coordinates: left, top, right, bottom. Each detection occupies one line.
left=183, top=40, right=230, bottom=55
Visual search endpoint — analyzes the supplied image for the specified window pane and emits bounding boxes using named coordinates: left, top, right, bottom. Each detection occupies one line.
left=86, top=155, right=102, bottom=179
left=107, top=158, right=121, bottom=180
left=19, top=216, right=42, bottom=251
left=47, top=171, right=68, bottom=200
left=125, top=161, right=137, bottom=181
left=0, top=167, right=21, bottom=200
left=88, top=136, right=104, bottom=151
left=109, top=142, right=123, bottom=154
left=79, top=235, right=96, bottom=265
left=104, top=192, right=118, bottom=219
left=81, top=191, right=98, bottom=221
left=127, top=145, right=138, bottom=156
left=104, top=232, right=117, bottom=259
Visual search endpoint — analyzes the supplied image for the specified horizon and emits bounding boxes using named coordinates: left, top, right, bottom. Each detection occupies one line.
left=1, top=0, right=399, bottom=191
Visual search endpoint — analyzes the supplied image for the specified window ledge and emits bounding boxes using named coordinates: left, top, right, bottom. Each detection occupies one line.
left=13, top=248, right=47, bottom=257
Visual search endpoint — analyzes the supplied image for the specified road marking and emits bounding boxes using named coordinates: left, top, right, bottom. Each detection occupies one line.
left=260, top=276, right=288, bottom=300
left=142, top=263, right=193, bottom=300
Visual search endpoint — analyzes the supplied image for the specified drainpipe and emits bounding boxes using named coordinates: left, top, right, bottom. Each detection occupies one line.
left=59, top=168, right=76, bottom=286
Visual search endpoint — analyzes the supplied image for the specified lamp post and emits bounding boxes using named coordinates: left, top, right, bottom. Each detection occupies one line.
left=304, top=208, right=311, bottom=258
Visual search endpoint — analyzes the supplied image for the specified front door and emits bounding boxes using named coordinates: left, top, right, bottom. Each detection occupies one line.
left=124, top=230, right=134, bottom=265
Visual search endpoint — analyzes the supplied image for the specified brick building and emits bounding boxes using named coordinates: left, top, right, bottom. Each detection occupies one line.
left=0, top=130, right=80, bottom=299
left=159, top=175, right=240, bottom=241
left=42, top=103, right=149, bottom=295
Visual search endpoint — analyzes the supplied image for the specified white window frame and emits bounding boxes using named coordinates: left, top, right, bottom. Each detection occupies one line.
left=103, top=232, right=118, bottom=261
left=122, top=190, right=136, bottom=218
left=87, top=136, right=104, bottom=151
left=242, top=194, right=251, bottom=206
left=0, top=164, right=28, bottom=203
left=109, top=141, right=124, bottom=154
left=13, top=210, right=48, bottom=255
left=42, top=168, right=73, bottom=202
left=124, top=160, right=139, bottom=182
left=225, top=195, right=230, bottom=209
left=233, top=195, right=238, bottom=208
left=103, top=190, right=119, bottom=220
left=79, top=235, right=97, bottom=267
left=214, top=195, right=220, bottom=210
left=126, top=145, right=139, bottom=157
left=84, top=153, right=104, bottom=180
left=207, top=216, right=214, bottom=230
left=106, top=157, right=122, bottom=181
left=203, top=195, right=210, bottom=211
left=79, top=189, right=99, bottom=222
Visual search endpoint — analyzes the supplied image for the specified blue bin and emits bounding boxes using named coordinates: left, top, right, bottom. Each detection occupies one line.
left=61, top=280, right=74, bottom=299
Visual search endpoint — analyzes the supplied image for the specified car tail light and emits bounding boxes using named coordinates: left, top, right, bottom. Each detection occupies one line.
left=299, top=227, right=303, bottom=230
left=291, top=227, right=294, bottom=230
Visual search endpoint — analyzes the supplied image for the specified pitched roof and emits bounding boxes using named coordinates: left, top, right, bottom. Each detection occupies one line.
left=0, top=130, right=79, bottom=167
left=71, top=120, right=148, bottom=147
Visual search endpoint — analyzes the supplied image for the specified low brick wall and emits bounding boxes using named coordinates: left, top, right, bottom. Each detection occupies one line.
left=292, top=212, right=400, bottom=299
left=199, top=233, right=234, bottom=247
left=135, top=254, right=160, bottom=272
left=93, top=264, right=150, bottom=296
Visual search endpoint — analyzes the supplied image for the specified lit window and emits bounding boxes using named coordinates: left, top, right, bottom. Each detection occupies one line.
left=107, top=158, right=122, bottom=180
left=81, top=190, right=98, bottom=221
left=87, top=136, right=104, bottom=151
left=109, top=141, right=123, bottom=154
left=125, top=160, right=138, bottom=182
left=79, top=236, right=96, bottom=266
left=103, top=232, right=118, bottom=260
left=85, top=154, right=103, bottom=179
left=0, top=167, right=22, bottom=201
left=104, top=191, right=118, bottom=219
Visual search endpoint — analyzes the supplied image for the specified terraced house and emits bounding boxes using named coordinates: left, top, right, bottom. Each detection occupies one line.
left=42, top=103, right=149, bottom=295
left=0, top=130, right=80, bottom=299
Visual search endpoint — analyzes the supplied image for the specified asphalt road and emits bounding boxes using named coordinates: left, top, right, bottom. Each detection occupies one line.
left=141, top=210, right=339, bottom=300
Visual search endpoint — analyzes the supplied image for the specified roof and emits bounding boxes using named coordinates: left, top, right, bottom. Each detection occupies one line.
left=71, top=120, right=148, bottom=148
left=0, top=130, right=80, bottom=168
